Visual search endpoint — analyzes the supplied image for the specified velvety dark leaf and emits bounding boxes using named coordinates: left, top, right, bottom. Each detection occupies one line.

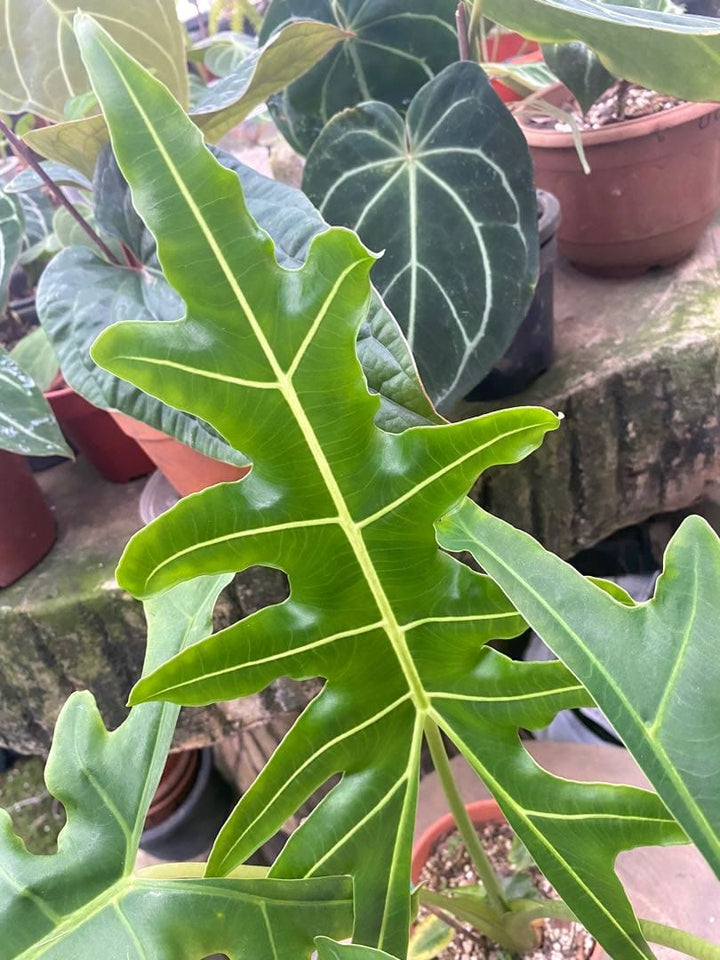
left=259, top=0, right=460, bottom=154
left=5, top=162, right=92, bottom=193
left=0, top=190, right=22, bottom=312
left=303, top=62, right=538, bottom=411
left=79, top=19, right=684, bottom=959
left=542, top=41, right=615, bottom=113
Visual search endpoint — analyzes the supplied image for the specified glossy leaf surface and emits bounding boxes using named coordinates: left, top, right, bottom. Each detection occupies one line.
left=438, top=502, right=720, bottom=881
left=0, top=0, right=188, bottom=121
left=484, top=0, right=720, bottom=101
left=79, top=19, right=686, bottom=959
left=0, top=347, right=70, bottom=457
left=542, top=40, right=615, bottom=112
left=259, top=0, right=459, bottom=154
left=303, top=62, right=538, bottom=412
left=0, top=573, right=354, bottom=958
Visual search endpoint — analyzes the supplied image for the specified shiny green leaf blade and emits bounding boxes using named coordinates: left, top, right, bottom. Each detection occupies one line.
left=316, top=939, right=401, bottom=959
left=0, top=347, right=71, bottom=457
left=484, top=0, right=720, bottom=102
left=75, top=18, right=692, bottom=959
left=259, top=0, right=460, bottom=154
left=541, top=41, right=615, bottom=112
left=0, top=191, right=22, bottom=313
left=438, top=501, right=720, bottom=881
left=408, top=915, right=455, bottom=959
left=192, top=20, right=350, bottom=143
left=0, top=0, right=188, bottom=121
left=303, top=62, right=539, bottom=411
left=77, top=15, right=559, bottom=954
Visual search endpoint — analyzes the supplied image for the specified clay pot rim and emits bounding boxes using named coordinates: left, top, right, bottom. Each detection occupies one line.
left=411, top=798, right=602, bottom=959
left=518, top=82, right=720, bottom=149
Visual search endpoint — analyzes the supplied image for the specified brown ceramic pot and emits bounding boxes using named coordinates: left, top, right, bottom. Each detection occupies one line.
left=45, top=386, right=153, bottom=483
left=0, top=452, right=57, bottom=587
left=520, top=84, right=720, bottom=276
left=111, top=411, right=249, bottom=497
left=412, top=798, right=602, bottom=958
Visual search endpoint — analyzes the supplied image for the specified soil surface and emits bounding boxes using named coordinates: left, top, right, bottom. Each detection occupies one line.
left=524, top=81, right=685, bottom=131
left=417, top=821, right=596, bottom=959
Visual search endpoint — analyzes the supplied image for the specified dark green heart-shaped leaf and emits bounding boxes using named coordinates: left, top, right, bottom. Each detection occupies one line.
left=259, top=0, right=460, bottom=154
left=0, top=0, right=188, bottom=121
left=0, top=346, right=70, bottom=457
left=0, top=190, right=22, bottom=312
left=438, top=502, right=720, bottom=882
left=16, top=189, right=56, bottom=265
left=303, top=62, right=539, bottom=411
left=484, top=0, right=720, bottom=102
left=541, top=41, right=615, bottom=113
left=78, top=19, right=686, bottom=958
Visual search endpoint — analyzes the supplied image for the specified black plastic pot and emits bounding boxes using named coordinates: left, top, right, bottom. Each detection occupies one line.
left=139, top=748, right=236, bottom=860
left=466, top=189, right=561, bottom=401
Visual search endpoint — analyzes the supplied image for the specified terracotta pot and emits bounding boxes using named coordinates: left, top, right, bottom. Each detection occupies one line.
left=0, top=452, right=57, bottom=587
left=45, top=386, right=153, bottom=483
left=521, top=84, right=720, bottom=276
left=412, top=799, right=602, bottom=958
left=111, top=411, right=249, bottom=497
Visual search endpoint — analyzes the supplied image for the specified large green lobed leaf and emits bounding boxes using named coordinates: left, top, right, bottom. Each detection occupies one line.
left=0, top=573, right=354, bottom=958
left=0, top=0, right=187, bottom=121
left=259, top=0, right=460, bottom=154
left=484, top=0, right=720, bottom=102
left=303, top=62, right=539, bottom=411
left=78, top=17, right=688, bottom=959
left=438, top=502, right=720, bottom=881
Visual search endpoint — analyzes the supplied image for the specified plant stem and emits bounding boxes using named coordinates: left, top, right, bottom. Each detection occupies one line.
left=511, top=900, right=720, bottom=960
left=455, top=3, right=471, bottom=61
left=423, top=719, right=509, bottom=915
left=468, top=0, right=489, bottom=63
left=0, top=118, right=123, bottom=267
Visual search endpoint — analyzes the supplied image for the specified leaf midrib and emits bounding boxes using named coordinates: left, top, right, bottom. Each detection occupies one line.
left=104, top=37, right=432, bottom=713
